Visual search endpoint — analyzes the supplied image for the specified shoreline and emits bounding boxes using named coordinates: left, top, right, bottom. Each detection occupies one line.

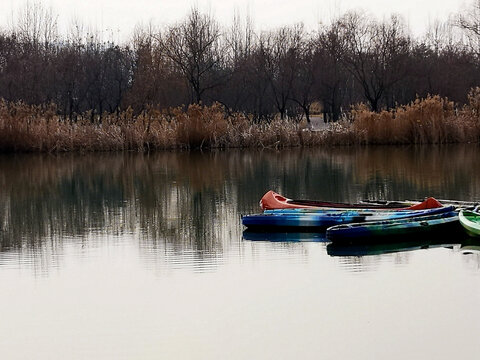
left=1, top=95, right=480, bottom=153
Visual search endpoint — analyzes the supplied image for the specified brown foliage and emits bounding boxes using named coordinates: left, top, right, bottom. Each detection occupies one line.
left=352, top=91, right=480, bottom=144
left=2, top=91, right=480, bottom=153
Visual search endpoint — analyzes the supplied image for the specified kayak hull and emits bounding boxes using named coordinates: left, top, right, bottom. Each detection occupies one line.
left=326, top=211, right=460, bottom=244
left=260, top=190, right=443, bottom=210
left=242, top=206, right=455, bottom=231
left=459, top=209, right=480, bottom=237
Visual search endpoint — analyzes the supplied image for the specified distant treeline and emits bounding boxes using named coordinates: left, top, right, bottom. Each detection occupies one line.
left=1, top=1, right=480, bottom=123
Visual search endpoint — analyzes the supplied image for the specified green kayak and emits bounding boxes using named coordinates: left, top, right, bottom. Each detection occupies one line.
left=459, top=209, right=480, bottom=237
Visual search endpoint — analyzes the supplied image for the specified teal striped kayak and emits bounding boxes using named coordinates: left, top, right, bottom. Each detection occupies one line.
left=326, top=210, right=459, bottom=244
left=242, top=206, right=455, bottom=230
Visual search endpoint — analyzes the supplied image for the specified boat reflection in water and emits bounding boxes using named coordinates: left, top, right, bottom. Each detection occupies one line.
left=460, top=238, right=480, bottom=255
left=242, top=231, right=328, bottom=243
left=326, top=238, right=459, bottom=257
left=243, top=229, right=475, bottom=258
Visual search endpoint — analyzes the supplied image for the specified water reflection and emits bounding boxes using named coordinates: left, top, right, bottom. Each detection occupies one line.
left=325, top=239, right=463, bottom=273
left=458, top=238, right=480, bottom=272
left=1, top=145, right=480, bottom=271
left=326, top=238, right=457, bottom=257
left=242, top=231, right=328, bottom=242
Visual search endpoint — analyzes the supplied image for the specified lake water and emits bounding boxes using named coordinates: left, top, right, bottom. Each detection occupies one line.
left=1, top=146, right=480, bottom=360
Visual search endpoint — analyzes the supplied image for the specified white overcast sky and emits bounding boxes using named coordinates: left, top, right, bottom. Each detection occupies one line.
left=1, top=0, right=472, bottom=41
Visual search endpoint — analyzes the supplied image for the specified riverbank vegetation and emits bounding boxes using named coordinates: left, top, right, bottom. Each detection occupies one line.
left=1, top=90, right=480, bottom=152
left=1, top=1, right=480, bottom=151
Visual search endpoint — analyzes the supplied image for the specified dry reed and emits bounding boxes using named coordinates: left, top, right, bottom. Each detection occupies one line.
left=1, top=89, right=480, bottom=152
left=352, top=90, right=480, bottom=144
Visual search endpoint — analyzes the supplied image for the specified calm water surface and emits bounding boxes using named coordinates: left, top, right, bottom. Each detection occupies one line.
left=1, top=146, right=480, bottom=359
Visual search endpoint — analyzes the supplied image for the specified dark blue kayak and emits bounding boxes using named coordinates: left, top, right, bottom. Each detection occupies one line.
left=242, top=206, right=455, bottom=230
left=326, top=210, right=460, bottom=244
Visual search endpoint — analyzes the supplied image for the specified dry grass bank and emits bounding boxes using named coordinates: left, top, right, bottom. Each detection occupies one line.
left=1, top=89, right=480, bottom=152
left=352, top=89, right=480, bottom=144
left=0, top=101, right=330, bottom=152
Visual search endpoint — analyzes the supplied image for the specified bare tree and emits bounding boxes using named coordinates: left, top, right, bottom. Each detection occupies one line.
left=339, top=12, right=411, bottom=111
left=457, top=0, right=480, bottom=55
left=289, top=38, right=317, bottom=123
left=264, top=24, right=305, bottom=120
left=14, top=1, right=58, bottom=48
left=313, top=22, right=351, bottom=121
left=226, top=9, right=253, bottom=63
left=216, top=11, right=255, bottom=113
left=160, top=8, right=225, bottom=104
left=244, top=34, right=276, bottom=121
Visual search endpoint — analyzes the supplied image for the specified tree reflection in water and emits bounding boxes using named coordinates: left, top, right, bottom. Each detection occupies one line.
left=1, top=145, right=480, bottom=270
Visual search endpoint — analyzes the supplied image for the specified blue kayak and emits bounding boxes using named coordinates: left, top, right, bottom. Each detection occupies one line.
left=242, top=206, right=455, bottom=230
left=326, top=210, right=460, bottom=243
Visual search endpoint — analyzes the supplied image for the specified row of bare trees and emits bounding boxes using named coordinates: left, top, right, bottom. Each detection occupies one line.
left=1, top=2, right=480, bottom=122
